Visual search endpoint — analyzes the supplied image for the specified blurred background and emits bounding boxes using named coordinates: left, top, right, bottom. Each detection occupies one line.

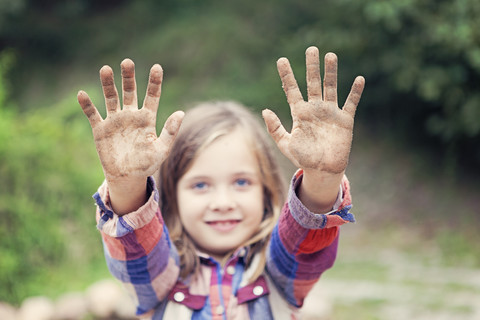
left=0, top=0, right=479, bottom=319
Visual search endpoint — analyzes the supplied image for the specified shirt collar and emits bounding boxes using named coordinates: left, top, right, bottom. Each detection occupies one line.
left=197, top=246, right=250, bottom=265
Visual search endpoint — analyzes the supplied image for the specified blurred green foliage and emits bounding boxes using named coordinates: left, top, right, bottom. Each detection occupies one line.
left=2, top=0, right=479, bottom=168
left=0, top=0, right=479, bottom=305
left=0, top=52, right=108, bottom=303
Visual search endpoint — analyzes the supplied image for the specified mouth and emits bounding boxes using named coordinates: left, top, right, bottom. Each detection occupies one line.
left=206, top=219, right=241, bottom=232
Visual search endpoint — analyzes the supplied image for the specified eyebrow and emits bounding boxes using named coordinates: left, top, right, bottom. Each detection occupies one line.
left=233, top=171, right=258, bottom=176
left=182, top=175, right=210, bottom=182
left=182, top=171, right=259, bottom=182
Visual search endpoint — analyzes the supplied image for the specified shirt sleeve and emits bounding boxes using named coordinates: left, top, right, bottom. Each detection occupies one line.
left=266, top=170, right=354, bottom=308
left=93, top=176, right=180, bottom=316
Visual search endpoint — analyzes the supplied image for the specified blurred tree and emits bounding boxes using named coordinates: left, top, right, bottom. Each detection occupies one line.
left=2, top=0, right=479, bottom=171
left=0, top=51, right=105, bottom=304
left=336, top=0, right=480, bottom=171
left=231, top=0, right=480, bottom=171
left=0, top=0, right=130, bottom=103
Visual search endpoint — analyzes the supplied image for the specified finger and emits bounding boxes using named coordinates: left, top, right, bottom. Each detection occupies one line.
left=77, top=90, right=103, bottom=128
left=100, top=65, right=120, bottom=115
left=262, top=109, right=290, bottom=152
left=156, top=110, right=185, bottom=153
left=323, top=52, right=338, bottom=103
left=121, top=58, right=138, bottom=110
left=306, top=46, right=322, bottom=102
left=343, top=76, right=365, bottom=117
left=143, top=64, right=163, bottom=114
left=277, top=57, right=304, bottom=106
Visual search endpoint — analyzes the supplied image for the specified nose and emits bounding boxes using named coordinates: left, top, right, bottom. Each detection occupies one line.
left=208, top=187, right=236, bottom=212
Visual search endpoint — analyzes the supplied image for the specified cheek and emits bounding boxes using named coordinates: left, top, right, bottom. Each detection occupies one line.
left=176, top=189, right=208, bottom=224
left=244, top=188, right=265, bottom=222
left=176, top=201, right=198, bottom=238
left=176, top=188, right=195, bottom=222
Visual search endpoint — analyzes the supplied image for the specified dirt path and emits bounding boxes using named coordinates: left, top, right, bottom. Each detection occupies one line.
left=299, top=129, right=480, bottom=319
left=302, top=227, right=480, bottom=320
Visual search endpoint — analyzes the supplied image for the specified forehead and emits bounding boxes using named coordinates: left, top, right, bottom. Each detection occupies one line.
left=183, top=129, right=260, bottom=178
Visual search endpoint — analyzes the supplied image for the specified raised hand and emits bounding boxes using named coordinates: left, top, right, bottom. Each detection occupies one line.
left=77, top=59, right=184, bottom=214
left=78, top=59, right=184, bottom=183
left=263, top=47, right=365, bottom=175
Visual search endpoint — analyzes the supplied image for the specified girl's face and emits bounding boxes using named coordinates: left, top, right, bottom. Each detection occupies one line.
left=176, top=130, right=264, bottom=261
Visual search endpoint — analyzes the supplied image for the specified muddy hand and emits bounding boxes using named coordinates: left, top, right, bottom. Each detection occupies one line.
left=263, top=46, right=365, bottom=174
left=77, top=59, right=184, bottom=182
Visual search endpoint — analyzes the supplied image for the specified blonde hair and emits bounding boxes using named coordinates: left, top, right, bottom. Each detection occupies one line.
left=158, top=101, right=286, bottom=282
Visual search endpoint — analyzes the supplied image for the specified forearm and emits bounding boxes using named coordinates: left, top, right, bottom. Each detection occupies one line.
left=266, top=171, right=354, bottom=307
left=298, top=169, right=344, bottom=213
left=267, top=206, right=340, bottom=307
left=107, top=176, right=149, bottom=216
left=95, top=178, right=180, bottom=314
left=278, top=171, right=353, bottom=252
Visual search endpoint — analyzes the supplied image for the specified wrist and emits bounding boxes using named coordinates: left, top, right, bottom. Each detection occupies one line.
left=106, top=175, right=148, bottom=192
left=302, top=169, right=344, bottom=191
left=106, top=176, right=149, bottom=216
left=298, top=169, right=344, bottom=214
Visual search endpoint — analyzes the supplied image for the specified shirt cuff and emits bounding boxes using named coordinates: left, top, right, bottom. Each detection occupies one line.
left=93, top=176, right=160, bottom=237
left=288, top=170, right=355, bottom=229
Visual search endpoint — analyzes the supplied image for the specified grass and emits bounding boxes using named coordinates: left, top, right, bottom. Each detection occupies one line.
left=299, top=125, right=480, bottom=319
left=319, top=235, right=480, bottom=319
left=25, top=258, right=111, bottom=301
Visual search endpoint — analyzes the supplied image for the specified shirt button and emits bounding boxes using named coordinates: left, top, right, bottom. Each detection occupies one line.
left=253, top=285, right=264, bottom=296
left=173, top=292, right=185, bottom=302
left=215, top=305, right=225, bottom=315
left=226, top=265, right=235, bottom=275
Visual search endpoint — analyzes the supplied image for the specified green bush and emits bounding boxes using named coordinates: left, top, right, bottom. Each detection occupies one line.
left=52, top=0, right=480, bottom=171
left=4, top=1, right=480, bottom=168
left=0, top=53, right=107, bottom=304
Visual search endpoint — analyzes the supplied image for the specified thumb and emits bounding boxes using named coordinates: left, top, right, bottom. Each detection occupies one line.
left=156, top=110, right=185, bottom=154
left=262, top=108, right=290, bottom=154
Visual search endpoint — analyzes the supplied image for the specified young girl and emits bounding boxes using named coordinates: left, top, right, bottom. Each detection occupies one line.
left=77, top=46, right=365, bottom=319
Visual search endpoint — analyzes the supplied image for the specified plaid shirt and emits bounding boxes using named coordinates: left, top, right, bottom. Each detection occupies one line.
left=94, top=171, right=354, bottom=319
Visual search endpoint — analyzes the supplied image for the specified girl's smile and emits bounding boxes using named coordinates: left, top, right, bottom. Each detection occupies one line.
left=206, top=219, right=241, bottom=232
left=176, top=129, right=264, bottom=262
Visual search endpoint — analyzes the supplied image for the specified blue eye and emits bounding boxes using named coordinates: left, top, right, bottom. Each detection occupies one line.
left=192, top=182, right=208, bottom=190
left=235, top=178, right=250, bottom=187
